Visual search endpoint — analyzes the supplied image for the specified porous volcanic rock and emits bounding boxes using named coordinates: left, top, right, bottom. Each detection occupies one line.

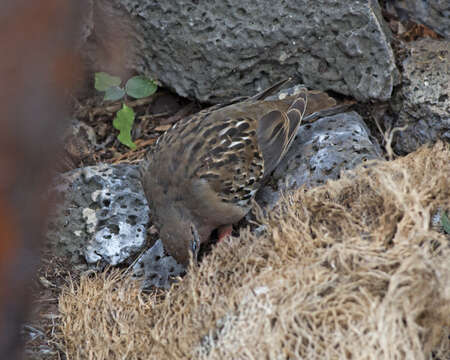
left=81, top=0, right=399, bottom=102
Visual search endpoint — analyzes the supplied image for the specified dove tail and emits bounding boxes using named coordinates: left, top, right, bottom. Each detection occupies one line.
left=304, top=90, right=337, bottom=116
left=250, top=78, right=292, bottom=101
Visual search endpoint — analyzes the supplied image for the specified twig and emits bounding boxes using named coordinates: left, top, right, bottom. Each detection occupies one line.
left=110, top=138, right=157, bottom=163
left=90, top=97, right=155, bottom=117
left=160, top=102, right=198, bottom=125
left=385, top=124, right=408, bottom=161
left=373, top=115, right=386, bottom=145
left=138, top=112, right=172, bottom=121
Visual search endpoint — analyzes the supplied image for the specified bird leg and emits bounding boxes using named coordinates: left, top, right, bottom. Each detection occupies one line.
left=217, top=224, right=233, bottom=242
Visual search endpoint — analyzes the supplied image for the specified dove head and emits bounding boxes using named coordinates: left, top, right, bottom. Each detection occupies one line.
left=159, top=215, right=201, bottom=267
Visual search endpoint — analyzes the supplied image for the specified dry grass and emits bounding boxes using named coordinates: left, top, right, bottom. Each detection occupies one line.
left=58, top=142, right=450, bottom=359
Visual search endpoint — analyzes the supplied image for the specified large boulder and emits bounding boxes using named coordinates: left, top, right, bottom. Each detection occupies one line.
left=81, top=0, right=399, bottom=102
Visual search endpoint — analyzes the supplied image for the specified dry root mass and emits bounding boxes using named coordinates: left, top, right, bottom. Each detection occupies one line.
left=59, top=142, right=450, bottom=359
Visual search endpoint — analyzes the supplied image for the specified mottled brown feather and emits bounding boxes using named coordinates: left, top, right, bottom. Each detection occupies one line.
left=140, top=81, right=337, bottom=265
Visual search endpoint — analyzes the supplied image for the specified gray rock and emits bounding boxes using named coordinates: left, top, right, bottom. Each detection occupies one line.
left=57, top=118, right=98, bottom=172
left=85, top=0, right=398, bottom=102
left=132, top=240, right=185, bottom=290
left=46, top=163, right=149, bottom=267
left=256, top=111, right=383, bottom=209
left=67, top=118, right=97, bottom=146
left=393, top=39, right=450, bottom=154
left=387, top=0, right=450, bottom=39
left=47, top=162, right=186, bottom=289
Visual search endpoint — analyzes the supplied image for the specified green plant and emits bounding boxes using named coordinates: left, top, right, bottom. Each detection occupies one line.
left=113, top=104, right=136, bottom=150
left=94, top=72, right=158, bottom=149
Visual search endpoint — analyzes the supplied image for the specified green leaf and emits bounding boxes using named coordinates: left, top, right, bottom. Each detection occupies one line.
left=95, top=72, right=121, bottom=91
left=442, top=212, right=450, bottom=234
left=104, top=86, right=125, bottom=101
left=113, top=104, right=136, bottom=149
left=125, top=76, right=157, bottom=99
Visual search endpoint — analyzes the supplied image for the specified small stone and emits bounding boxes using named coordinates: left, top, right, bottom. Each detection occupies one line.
left=131, top=239, right=185, bottom=290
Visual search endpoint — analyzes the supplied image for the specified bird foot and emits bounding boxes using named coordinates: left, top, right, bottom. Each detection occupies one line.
left=217, top=225, right=233, bottom=242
